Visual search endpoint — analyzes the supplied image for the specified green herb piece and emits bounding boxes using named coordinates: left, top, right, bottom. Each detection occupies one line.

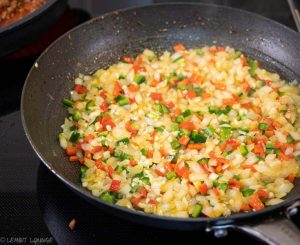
left=146, top=111, right=160, bottom=120
left=177, top=83, right=187, bottom=90
left=133, top=172, right=150, bottom=185
left=191, top=204, right=202, bottom=218
left=177, top=73, right=185, bottom=80
left=171, top=140, right=180, bottom=149
left=209, top=106, right=218, bottom=114
left=116, top=137, right=130, bottom=146
left=233, top=175, right=240, bottom=180
left=80, top=165, right=88, bottom=178
left=141, top=148, right=148, bottom=156
left=69, top=132, right=80, bottom=143
left=213, top=180, right=219, bottom=187
left=189, top=86, right=204, bottom=96
left=241, top=188, right=255, bottom=197
left=266, top=142, right=274, bottom=149
left=258, top=122, right=268, bottom=131
left=182, top=109, right=191, bottom=117
left=239, top=127, right=249, bottom=133
left=195, top=48, right=204, bottom=56
left=190, top=131, right=207, bottom=143
left=99, top=191, right=116, bottom=203
left=219, top=183, right=228, bottom=191
left=99, top=131, right=109, bottom=137
left=113, top=150, right=132, bottom=161
left=220, top=127, right=231, bottom=141
left=153, top=104, right=162, bottom=113
left=171, top=124, right=179, bottom=132
left=175, top=115, right=184, bottom=123
left=169, top=153, right=179, bottom=163
left=220, top=120, right=230, bottom=125
left=86, top=100, right=95, bottom=110
left=265, top=148, right=273, bottom=154
left=287, top=134, right=294, bottom=144
left=256, top=156, right=265, bottom=161
left=272, top=149, right=278, bottom=156
left=115, top=95, right=130, bottom=106
left=166, top=172, right=177, bottom=180
left=63, top=98, right=73, bottom=107
left=209, top=106, right=231, bottom=115
left=72, top=111, right=81, bottom=122
left=239, top=145, right=248, bottom=156
left=92, top=115, right=100, bottom=125
left=247, top=88, right=256, bottom=96
left=173, top=56, right=184, bottom=63
left=223, top=106, right=232, bottom=115
left=204, top=126, right=215, bottom=137
left=134, top=74, right=146, bottom=84
left=247, top=57, right=257, bottom=77
left=233, top=51, right=242, bottom=59
left=257, top=80, right=266, bottom=88
left=115, top=165, right=127, bottom=174
left=130, top=181, right=139, bottom=193
left=69, top=125, right=78, bottom=131
left=161, top=104, right=171, bottom=114
left=178, top=128, right=189, bottom=137
left=101, top=140, right=108, bottom=147
left=155, top=126, right=165, bottom=132
left=197, top=158, right=210, bottom=164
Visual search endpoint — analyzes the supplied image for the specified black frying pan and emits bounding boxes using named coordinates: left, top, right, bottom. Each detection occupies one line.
left=0, top=0, right=67, bottom=58
left=21, top=3, right=300, bottom=244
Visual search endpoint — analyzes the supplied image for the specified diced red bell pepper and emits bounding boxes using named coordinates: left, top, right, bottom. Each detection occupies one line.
left=179, top=121, right=196, bottom=130
left=199, top=183, right=208, bottom=195
left=173, top=43, right=186, bottom=51
left=109, top=180, right=121, bottom=192
left=150, top=92, right=163, bottom=101
left=74, top=85, right=87, bottom=94
left=100, top=102, right=109, bottom=112
left=249, top=194, right=265, bottom=211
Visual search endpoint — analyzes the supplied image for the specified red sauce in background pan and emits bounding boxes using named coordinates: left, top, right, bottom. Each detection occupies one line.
left=0, top=0, right=48, bottom=28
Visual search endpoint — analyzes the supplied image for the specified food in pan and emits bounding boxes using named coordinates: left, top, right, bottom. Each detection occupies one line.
left=59, top=44, right=300, bottom=218
left=0, top=0, right=48, bottom=28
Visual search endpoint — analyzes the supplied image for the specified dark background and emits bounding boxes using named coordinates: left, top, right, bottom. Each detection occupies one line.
left=0, top=0, right=299, bottom=244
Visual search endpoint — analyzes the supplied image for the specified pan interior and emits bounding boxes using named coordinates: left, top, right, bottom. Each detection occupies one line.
left=22, top=3, right=300, bottom=223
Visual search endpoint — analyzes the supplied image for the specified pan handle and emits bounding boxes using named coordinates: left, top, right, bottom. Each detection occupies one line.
left=234, top=216, right=300, bottom=245
left=233, top=201, right=300, bottom=245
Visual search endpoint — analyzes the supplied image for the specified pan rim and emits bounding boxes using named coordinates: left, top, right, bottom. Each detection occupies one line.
left=21, top=2, right=300, bottom=226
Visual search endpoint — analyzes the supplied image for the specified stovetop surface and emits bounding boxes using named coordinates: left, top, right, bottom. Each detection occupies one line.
left=0, top=1, right=299, bottom=244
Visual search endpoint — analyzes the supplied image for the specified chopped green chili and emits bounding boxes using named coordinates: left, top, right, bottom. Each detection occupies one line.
left=241, top=188, right=255, bottom=197
left=190, top=131, right=207, bottom=143
left=166, top=172, right=177, bottom=180
left=69, top=132, right=80, bottom=143
left=134, top=74, right=146, bottom=84
left=182, top=109, right=191, bottom=117
left=63, top=98, right=73, bottom=107
left=239, top=145, right=248, bottom=156
left=115, top=95, right=130, bottom=106
left=191, top=204, right=202, bottom=218
left=116, top=137, right=130, bottom=146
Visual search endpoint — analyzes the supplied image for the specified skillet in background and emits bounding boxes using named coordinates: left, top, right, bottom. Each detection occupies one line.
left=0, top=0, right=67, bottom=58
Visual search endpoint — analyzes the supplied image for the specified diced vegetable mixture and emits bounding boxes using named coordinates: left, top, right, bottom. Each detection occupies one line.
left=59, top=44, right=300, bottom=218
